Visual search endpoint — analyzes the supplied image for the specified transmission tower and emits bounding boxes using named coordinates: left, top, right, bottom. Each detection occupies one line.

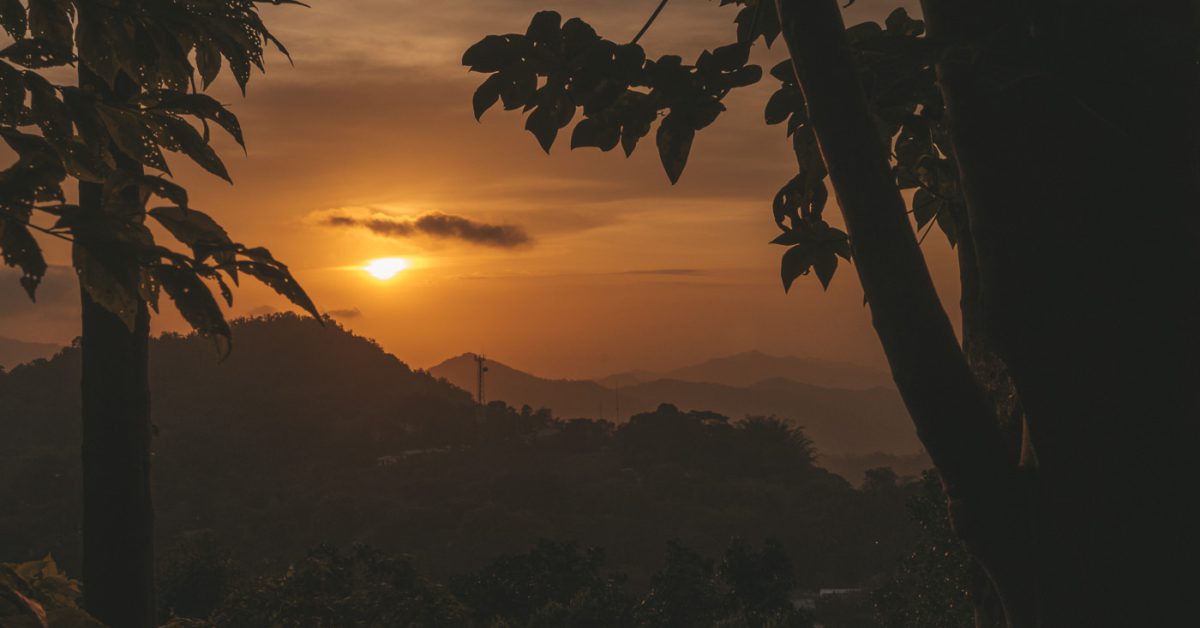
left=474, top=354, right=488, bottom=406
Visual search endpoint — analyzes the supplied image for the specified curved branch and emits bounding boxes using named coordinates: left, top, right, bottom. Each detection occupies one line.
left=631, top=0, right=670, bottom=45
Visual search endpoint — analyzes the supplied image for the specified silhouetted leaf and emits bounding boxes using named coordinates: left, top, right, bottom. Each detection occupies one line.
left=97, top=105, right=170, bottom=172
left=157, top=263, right=231, bottom=357
left=0, top=215, right=47, bottom=300
left=0, top=0, right=27, bottom=40
left=780, top=245, right=812, bottom=293
left=473, top=74, right=503, bottom=121
left=148, top=207, right=234, bottom=262
left=236, top=259, right=319, bottom=320
left=151, top=115, right=231, bottom=182
left=526, top=11, right=561, bottom=47
left=73, top=241, right=140, bottom=330
left=656, top=119, right=694, bottom=184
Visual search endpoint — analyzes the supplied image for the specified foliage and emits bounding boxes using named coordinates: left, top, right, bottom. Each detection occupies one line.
left=451, top=540, right=631, bottom=627
left=157, top=532, right=238, bottom=622
left=636, top=540, right=812, bottom=628
left=872, top=470, right=973, bottom=628
left=462, top=8, right=762, bottom=184
left=0, top=0, right=317, bottom=354
left=463, top=3, right=962, bottom=293
left=0, top=556, right=104, bottom=628
left=211, top=545, right=470, bottom=627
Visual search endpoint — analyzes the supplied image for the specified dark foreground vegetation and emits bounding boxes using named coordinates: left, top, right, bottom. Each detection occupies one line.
left=3, top=471, right=969, bottom=628
left=1, top=315, right=967, bottom=626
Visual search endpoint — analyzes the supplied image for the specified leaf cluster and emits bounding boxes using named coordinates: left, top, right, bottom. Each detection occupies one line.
left=0, top=0, right=315, bottom=355
left=463, top=9, right=764, bottom=184
left=764, top=8, right=964, bottom=291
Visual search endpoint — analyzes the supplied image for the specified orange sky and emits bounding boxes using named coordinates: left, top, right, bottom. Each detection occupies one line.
left=0, top=0, right=957, bottom=379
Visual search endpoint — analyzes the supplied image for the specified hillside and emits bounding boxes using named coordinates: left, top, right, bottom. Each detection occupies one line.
left=0, top=314, right=919, bottom=591
left=430, top=353, right=919, bottom=455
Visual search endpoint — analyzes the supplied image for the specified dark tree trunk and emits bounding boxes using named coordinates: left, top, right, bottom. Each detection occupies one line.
left=922, top=0, right=1200, bottom=624
left=774, top=1, right=1034, bottom=623
left=779, top=0, right=1199, bottom=625
left=77, top=65, right=156, bottom=628
left=79, top=289, right=155, bottom=628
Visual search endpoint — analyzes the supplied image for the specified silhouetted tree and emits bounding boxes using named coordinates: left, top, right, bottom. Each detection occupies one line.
left=1, top=1, right=317, bottom=624
left=462, top=2, right=1198, bottom=624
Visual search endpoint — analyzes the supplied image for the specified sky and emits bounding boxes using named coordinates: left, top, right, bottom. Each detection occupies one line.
left=0, top=0, right=955, bottom=379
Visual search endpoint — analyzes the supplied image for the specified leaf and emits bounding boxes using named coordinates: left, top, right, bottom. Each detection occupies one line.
left=472, top=74, right=503, bottom=121
left=0, top=0, right=27, bottom=40
left=764, top=89, right=794, bottom=125
left=195, top=38, right=222, bottom=88
left=135, top=176, right=188, bottom=208
left=148, top=206, right=233, bottom=261
left=73, top=241, right=140, bottom=331
left=525, top=11, right=561, bottom=47
left=27, top=0, right=71, bottom=53
left=780, top=245, right=813, bottom=293
left=96, top=106, right=170, bottom=172
left=656, top=118, right=694, bottom=184
left=462, top=35, right=515, bottom=73
left=157, top=263, right=231, bottom=357
left=236, top=259, right=319, bottom=319
left=0, top=215, right=48, bottom=300
left=151, top=115, right=231, bottom=182
left=0, top=38, right=70, bottom=68
left=813, top=250, right=838, bottom=289
left=141, top=92, right=245, bottom=149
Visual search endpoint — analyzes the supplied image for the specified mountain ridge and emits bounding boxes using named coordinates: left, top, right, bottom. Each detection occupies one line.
left=428, top=352, right=917, bottom=455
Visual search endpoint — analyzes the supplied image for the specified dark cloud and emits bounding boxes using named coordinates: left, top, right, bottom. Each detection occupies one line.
left=327, top=307, right=362, bottom=319
left=323, top=211, right=532, bottom=248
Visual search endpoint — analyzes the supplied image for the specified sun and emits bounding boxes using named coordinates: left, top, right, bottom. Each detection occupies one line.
left=362, top=257, right=410, bottom=280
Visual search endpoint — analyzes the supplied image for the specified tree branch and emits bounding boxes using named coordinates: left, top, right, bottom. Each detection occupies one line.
left=631, top=0, right=670, bottom=45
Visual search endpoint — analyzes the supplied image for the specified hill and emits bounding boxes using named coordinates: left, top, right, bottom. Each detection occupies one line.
left=599, top=350, right=894, bottom=390
left=429, top=354, right=919, bottom=455
left=0, top=336, right=61, bottom=370
left=0, top=314, right=919, bottom=591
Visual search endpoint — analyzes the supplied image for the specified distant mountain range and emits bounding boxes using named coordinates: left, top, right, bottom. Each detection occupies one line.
left=597, top=350, right=894, bottom=390
left=429, top=353, right=917, bottom=455
left=0, top=336, right=61, bottom=370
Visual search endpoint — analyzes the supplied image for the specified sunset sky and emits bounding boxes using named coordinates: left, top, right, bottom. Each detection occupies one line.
left=0, top=0, right=953, bottom=379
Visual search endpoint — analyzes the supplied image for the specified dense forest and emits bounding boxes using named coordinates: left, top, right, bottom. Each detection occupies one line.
left=0, top=314, right=959, bottom=626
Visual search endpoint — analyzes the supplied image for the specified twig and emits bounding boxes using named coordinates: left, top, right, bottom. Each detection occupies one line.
left=631, top=0, right=670, bottom=45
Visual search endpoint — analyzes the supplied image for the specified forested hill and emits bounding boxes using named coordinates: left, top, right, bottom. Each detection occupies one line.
left=0, top=313, right=920, bottom=591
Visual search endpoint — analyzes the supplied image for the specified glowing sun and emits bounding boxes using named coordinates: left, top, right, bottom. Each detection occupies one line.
left=362, top=257, right=410, bottom=280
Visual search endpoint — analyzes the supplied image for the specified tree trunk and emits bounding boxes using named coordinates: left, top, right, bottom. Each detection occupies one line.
left=923, top=0, right=1200, bottom=624
left=77, top=66, right=156, bottom=627
left=79, top=288, right=154, bottom=628
left=775, top=0, right=1035, bottom=624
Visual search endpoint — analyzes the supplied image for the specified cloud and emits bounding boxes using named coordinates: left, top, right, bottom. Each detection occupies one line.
left=327, top=307, right=362, bottom=319
left=322, top=211, right=532, bottom=248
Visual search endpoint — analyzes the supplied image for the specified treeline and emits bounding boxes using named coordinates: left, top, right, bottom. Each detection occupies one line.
left=4, top=471, right=970, bottom=628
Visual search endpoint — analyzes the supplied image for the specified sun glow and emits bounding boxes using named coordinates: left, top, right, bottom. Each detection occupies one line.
left=362, top=257, right=410, bottom=280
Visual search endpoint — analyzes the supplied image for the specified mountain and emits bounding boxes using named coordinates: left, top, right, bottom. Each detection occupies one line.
left=598, top=350, right=893, bottom=390
left=429, top=354, right=918, bottom=455
left=0, top=313, right=922, bottom=590
left=0, top=336, right=61, bottom=370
